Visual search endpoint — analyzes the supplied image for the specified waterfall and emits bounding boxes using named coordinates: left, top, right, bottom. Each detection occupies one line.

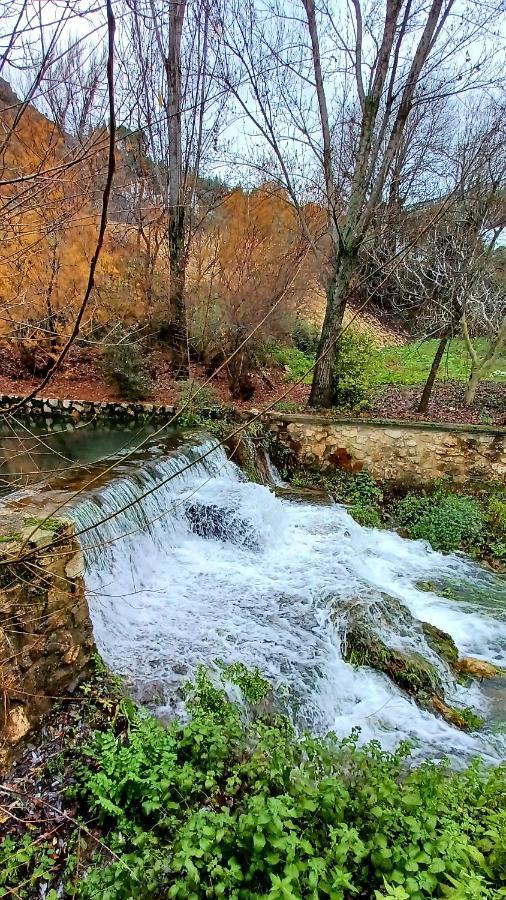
left=70, top=433, right=506, bottom=764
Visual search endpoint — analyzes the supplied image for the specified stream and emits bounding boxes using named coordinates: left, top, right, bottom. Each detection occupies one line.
left=1, top=424, right=506, bottom=764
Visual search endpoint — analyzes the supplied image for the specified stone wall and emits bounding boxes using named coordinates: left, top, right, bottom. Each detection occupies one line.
left=0, top=516, right=94, bottom=769
left=266, top=414, right=506, bottom=484
left=0, top=393, right=176, bottom=426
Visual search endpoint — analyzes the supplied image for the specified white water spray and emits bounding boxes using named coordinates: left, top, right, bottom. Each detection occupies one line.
left=71, top=435, right=506, bottom=763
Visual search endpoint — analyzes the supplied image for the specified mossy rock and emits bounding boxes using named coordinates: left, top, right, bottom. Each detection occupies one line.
left=432, top=696, right=484, bottom=730
left=344, top=620, right=442, bottom=698
left=422, top=622, right=459, bottom=668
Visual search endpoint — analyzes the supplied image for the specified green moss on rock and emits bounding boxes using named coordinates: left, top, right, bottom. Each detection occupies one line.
left=422, top=622, right=459, bottom=667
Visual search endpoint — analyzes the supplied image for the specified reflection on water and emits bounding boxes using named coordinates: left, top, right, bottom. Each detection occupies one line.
left=0, top=418, right=179, bottom=494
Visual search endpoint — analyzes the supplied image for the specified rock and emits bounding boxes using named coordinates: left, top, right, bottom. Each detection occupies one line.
left=422, top=622, right=459, bottom=667
left=0, top=515, right=94, bottom=771
left=455, top=657, right=505, bottom=680
left=431, top=696, right=483, bottom=731
left=65, top=550, right=85, bottom=580
left=20, top=525, right=53, bottom=548
left=338, top=594, right=443, bottom=699
left=184, top=501, right=259, bottom=549
left=5, top=706, right=31, bottom=744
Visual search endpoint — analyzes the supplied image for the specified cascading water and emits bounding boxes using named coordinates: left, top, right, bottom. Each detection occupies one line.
left=70, top=434, right=506, bottom=764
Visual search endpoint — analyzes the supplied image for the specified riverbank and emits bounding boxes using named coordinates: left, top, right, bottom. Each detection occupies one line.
left=1, top=658, right=506, bottom=899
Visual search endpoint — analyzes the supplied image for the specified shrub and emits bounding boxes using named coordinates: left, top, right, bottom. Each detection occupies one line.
left=174, top=379, right=231, bottom=431
left=271, top=345, right=314, bottom=382
left=348, top=502, right=383, bottom=528
left=71, top=669, right=506, bottom=897
left=394, top=492, right=484, bottom=553
left=292, top=319, right=320, bottom=356
left=101, top=332, right=153, bottom=400
left=332, top=329, right=376, bottom=410
left=3, top=665, right=506, bottom=899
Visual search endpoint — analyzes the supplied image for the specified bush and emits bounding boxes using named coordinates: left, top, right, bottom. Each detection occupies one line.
left=175, top=379, right=223, bottom=427
left=101, top=333, right=153, bottom=400
left=332, top=329, right=376, bottom=410
left=292, top=319, right=320, bottom=356
left=65, top=669, right=506, bottom=897
left=348, top=502, right=382, bottom=528
left=271, top=345, right=314, bottom=383
left=394, top=492, right=484, bottom=553
left=3, top=664, right=506, bottom=899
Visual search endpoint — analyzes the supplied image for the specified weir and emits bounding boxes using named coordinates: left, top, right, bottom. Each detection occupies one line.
left=65, top=433, right=506, bottom=764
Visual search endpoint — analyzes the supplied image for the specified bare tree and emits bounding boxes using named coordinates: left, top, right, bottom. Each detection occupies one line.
left=120, top=0, right=225, bottom=376
left=216, top=0, right=505, bottom=406
left=378, top=100, right=506, bottom=411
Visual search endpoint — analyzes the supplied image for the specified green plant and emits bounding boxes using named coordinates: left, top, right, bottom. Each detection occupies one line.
left=0, top=834, right=58, bottom=899
left=3, top=665, right=506, bottom=899
left=348, top=503, right=382, bottom=528
left=332, top=329, right=377, bottom=410
left=101, top=333, right=153, bottom=400
left=292, top=319, right=320, bottom=356
left=452, top=707, right=485, bottom=730
left=393, top=491, right=484, bottom=553
left=175, top=379, right=224, bottom=428
left=270, top=345, right=314, bottom=383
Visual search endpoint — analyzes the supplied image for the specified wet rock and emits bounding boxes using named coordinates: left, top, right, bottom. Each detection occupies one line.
left=455, top=657, right=505, bottom=680
left=184, top=501, right=259, bottom=549
left=422, top=622, right=459, bottom=668
left=431, top=696, right=484, bottom=731
left=0, top=514, right=94, bottom=771
left=338, top=594, right=443, bottom=698
left=273, top=485, right=332, bottom=504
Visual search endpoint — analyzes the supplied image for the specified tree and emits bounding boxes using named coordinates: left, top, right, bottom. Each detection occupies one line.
left=378, top=99, right=506, bottom=411
left=187, top=184, right=311, bottom=397
left=120, top=0, right=225, bottom=375
left=217, top=0, right=505, bottom=406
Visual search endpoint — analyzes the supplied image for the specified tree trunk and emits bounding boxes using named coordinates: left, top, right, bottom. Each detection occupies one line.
left=465, top=367, right=481, bottom=406
left=309, top=252, right=356, bottom=408
left=166, top=0, right=189, bottom=377
left=168, top=206, right=188, bottom=376
left=417, top=336, right=448, bottom=413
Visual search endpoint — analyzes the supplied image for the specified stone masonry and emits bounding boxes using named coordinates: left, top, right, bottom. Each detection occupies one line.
left=0, top=516, right=94, bottom=770
left=266, top=414, right=506, bottom=485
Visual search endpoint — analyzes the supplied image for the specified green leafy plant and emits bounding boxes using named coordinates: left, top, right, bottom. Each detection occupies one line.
left=292, top=319, right=320, bottom=356
left=3, top=663, right=506, bottom=899
left=393, top=491, right=484, bottom=553
left=332, top=329, right=377, bottom=410
left=175, top=379, right=225, bottom=428
left=348, top=502, right=382, bottom=528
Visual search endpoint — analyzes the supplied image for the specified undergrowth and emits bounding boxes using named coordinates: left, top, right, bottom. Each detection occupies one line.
left=2, top=663, right=506, bottom=899
left=291, top=467, right=384, bottom=528
left=392, top=483, right=506, bottom=563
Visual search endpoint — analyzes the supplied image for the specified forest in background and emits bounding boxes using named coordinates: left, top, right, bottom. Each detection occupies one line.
left=0, top=0, right=505, bottom=419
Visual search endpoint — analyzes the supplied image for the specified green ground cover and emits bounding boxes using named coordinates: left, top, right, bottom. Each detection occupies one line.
left=272, top=339, right=506, bottom=388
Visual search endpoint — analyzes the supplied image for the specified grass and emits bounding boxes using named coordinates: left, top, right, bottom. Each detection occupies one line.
left=372, top=338, right=506, bottom=386
left=272, top=339, right=506, bottom=388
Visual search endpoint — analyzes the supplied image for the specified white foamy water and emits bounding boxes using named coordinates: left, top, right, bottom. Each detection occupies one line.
left=71, top=435, right=506, bottom=764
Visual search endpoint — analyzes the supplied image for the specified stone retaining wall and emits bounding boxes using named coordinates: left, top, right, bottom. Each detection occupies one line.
left=0, top=516, right=94, bottom=770
left=265, top=414, right=506, bottom=484
left=0, top=393, right=176, bottom=426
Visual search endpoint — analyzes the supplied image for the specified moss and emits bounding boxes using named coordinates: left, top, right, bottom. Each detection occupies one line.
left=422, top=622, right=459, bottom=668
left=432, top=696, right=484, bottom=730
left=0, top=532, right=21, bottom=543
left=345, top=625, right=441, bottom=697
left=23, top=516, right=64, bottom=534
